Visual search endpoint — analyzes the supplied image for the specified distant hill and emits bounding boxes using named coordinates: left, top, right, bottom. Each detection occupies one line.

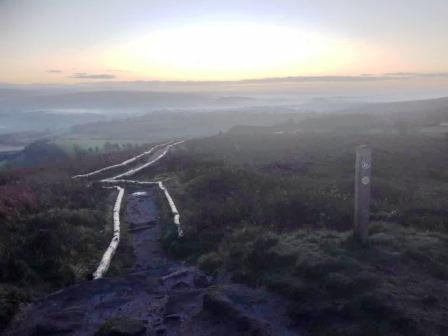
left=0, top=91, right=262, bottom=113
left=347, top=96, right=448, bottom=125
left=0, top=110, right=107, bottom=134
left=213, top=96, right=256, bottom=106
left=69, top=111, right=307, bottom=142
left=6, top=141, right=69, bottom=168
left=296, top=113, right=388, bottom=132
left=296, top=97, right=448, bottom=132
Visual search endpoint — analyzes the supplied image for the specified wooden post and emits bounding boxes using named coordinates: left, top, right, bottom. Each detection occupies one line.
left=354, top=145, right=372, bottom=243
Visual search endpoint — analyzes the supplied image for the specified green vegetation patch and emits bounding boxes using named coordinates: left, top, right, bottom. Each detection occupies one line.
left=198, top=223, right=448, bottom=336
left=0, top=153, right=138, bottom=330
left=149, top=131, right=448, bottom=335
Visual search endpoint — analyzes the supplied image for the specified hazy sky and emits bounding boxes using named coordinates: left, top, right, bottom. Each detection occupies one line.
left=1, top=0, right=447, bottom=84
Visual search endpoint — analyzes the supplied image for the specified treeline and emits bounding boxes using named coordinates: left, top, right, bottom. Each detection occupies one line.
left=69, top=141, right=146, bottom=157
left=1, top=140, right=151, bottom=173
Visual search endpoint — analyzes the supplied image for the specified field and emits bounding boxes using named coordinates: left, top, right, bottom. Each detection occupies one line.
left=136, top=129, right=448, bottom=335
left=54, top=138, right=151, bottom=156
left=0, top=145, right=23, bottom=153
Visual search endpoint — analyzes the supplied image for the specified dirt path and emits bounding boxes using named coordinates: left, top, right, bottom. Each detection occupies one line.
left=5, top=144, right=300, bottom=336
left=6, top=188, right=299, bottom=336
left=126, top=190, right=166, bottom=271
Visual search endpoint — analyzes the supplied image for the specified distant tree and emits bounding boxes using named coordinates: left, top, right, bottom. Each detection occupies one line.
left=73, top=144, right=87, bottom=158
left=103, top=142, right=114, bottom=152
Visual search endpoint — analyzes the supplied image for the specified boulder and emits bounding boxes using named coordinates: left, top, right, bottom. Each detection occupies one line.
left=95, top=318, right=146, bottom=336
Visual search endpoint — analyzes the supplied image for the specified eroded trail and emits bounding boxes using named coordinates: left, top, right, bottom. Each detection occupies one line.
left=126, top=190, right=166, bottom=271
left=5, top=142, right=299, bottom=336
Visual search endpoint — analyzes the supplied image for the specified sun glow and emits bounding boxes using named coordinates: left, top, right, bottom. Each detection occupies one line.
left=104, top=23, right=361, bottom=81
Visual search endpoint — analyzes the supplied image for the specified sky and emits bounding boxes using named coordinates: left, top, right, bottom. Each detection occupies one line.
left=1, top=0, right=447, bottom=84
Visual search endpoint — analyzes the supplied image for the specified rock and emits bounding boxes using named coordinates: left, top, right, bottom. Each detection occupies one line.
left=203, top=289, right=235, bottom=317
left=164, top=288, right=203, bottom=319
left=32, top=309, right=84, bottom=335
left=47, top=307, right=85, bottom=321
left=33, top=321, right=79, bottom=335
left=155, top=327, right=167, bottom=335
left=171, top=281, right=191, bottom=290
left=203, top=288, right=271, bottom=335
left=164, top=314, right=182, bottom=322
left=422, top=294, right=438, bottom=306
left=193, top=273, right=209, bottom=288
left=95, top=318, right=146, bottom=336
left=160, top=269, right=190, bottom=283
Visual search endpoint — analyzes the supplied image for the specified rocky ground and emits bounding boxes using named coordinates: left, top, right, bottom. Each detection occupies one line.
left=4, top=189, right=299, bottom=336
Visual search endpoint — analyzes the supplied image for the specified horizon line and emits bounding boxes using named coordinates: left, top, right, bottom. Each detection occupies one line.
left=2, top=72, right=448, bottom=87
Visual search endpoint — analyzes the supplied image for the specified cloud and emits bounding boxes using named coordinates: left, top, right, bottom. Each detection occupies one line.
left=384, top=72, right=419, bottom=77
left=238, top=73, right=448, bottom=83
left=411, top=72, right=448, bottom=78
left=70, top=72, right=116, bottom=79
left=47, top=69, right=62, bottom=73
left=68, top=72, right=448, bottom=85
left=106, top=69, right=131, bottom=73
left=382, top=72, right=448, bottom=79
